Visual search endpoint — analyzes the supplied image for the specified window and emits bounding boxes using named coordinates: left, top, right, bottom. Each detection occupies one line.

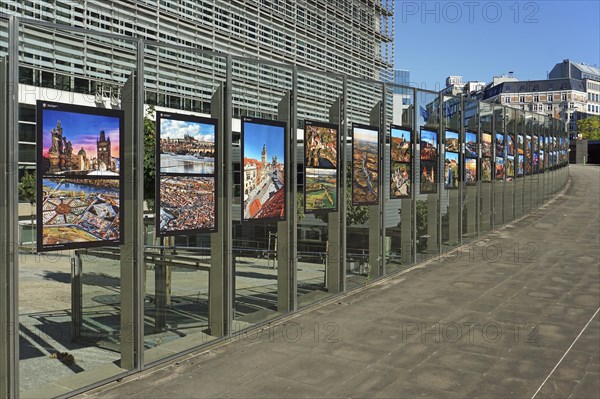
left=547, top=104, right=552, bottom=111
left=520, top=96, right=525, bottom=103
left=548, top=94, right=553, bottom=102
left=504, top=96, right=511, bottom=104
left=561, top=93, right=567, bottom=101
left=534, top=95, right=539, bottom=102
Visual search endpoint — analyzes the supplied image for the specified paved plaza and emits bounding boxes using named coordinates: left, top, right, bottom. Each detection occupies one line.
left=78, top=165, right=599, bottom=398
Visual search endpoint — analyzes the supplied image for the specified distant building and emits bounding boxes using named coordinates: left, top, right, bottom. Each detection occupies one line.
left=442, top=75, right=485, bottom=97
left=392, top=69, right=411, bottom=125
left=479, top=61, right=600, bottom=138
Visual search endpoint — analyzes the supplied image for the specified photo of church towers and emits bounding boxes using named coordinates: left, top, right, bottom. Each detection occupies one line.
left=444, top=130, right=459, bottom=190
left=37, top=101, right=123, bottom=251
left=242, top=118, right=286, bottom=222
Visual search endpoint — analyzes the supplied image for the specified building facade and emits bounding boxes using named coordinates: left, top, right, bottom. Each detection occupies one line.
left=0, top=0, right=394, bottom=179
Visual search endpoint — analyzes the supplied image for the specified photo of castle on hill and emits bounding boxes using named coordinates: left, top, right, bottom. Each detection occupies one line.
left=158, top=114, right=216, bottom=175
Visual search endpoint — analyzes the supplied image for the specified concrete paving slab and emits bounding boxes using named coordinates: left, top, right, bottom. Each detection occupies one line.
left=79, top=166, right=600, bottom=399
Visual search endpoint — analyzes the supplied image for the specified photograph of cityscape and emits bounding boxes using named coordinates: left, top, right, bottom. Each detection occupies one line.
left=391, top=162, right=411, bottom=198
left=506, top=155, right=515, bottom=181
left=352, top=124, right=379, bottom=205
left=465, top=158, right=477, bottom=186
left=507, top=134, right=515, bottom=156
left=158, top=113, right=216, bottom=174
left=304, top=122, right=338, bottom=168
left=242, top=118, right=286, bottom=221
left=540, top=151, right=545, bottom=173
left=465, top=132, right=478, bottom=158
left=40, top=178, right=120, bottom=250
left=305, top=168, right=337, bottom=211
left=517, top=134, right=524, bottom=155
left=533, top=152, right=539, bottom=173
left=482, top=158, right=492, bottom=182
left=495, top=157, right=505, bottom=180
left=444, top=151, right=459, bottom=190
left=39, top=103, right=122, bottom=177
left=444, top=130, right=459, bottom=153
left=156, top=112, right=218, bottom=236
left=391, top=127, right=412, bottom=163
left=159, top=176, right=215, bottom=233
left=525, top=135, right=532, bottom=175
left=482, top=132, right=492, bottom=158
left=420, top=129, right=438, bottom=161
left=496, top=133, right=505, bottom=157
left=420, top=161, right=437, bottom=194
left=37, top=101, right=123, bottom=251
left=517, top=154, right=524, bottom=176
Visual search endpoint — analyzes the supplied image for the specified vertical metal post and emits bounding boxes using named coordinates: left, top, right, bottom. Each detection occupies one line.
left=209, top=85, right=225, bottom=337
left=368, top=100, right=382, bottom=278
left=437, top=93, right=442, bottom=256
left=458, top=96, right=464, bottom=243
left=380, top=84, right=387, bottom=275
left=223, top=55, right=233, bottom=334
left=340, top=76, right=348, bottom=291
left=71, top=253, right=82, bottom=342
left=0, top=16, right=20, bottom=398
left=119, top=39, right=144, bottom=370
left=476, top=100, right=481, bottom=237
left=327, top=96, right=342, bottom=293
left=290, top=66, right=298, bottom=311
left=411, top=89, right=418, bottom=264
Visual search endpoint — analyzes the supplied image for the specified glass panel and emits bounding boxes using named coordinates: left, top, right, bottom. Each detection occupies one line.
left=415, top=90, right=439, bottom=263
left=17, top=24, right=137, bottom=395
left=345, top=79, right=384, bottom=289
left=295, top=69, right=343, bottom=307
left=462, top=99, right=478, bottom=242
left=386, top=84, right=414, bottom=274
left=479, top=102, right=493, bottom=234
left=514, top=112, right=525, bottom=219
left=493, top=105, right=505, bottom=227
left=504, top=108, right=517, bottom=222
left=441, top=95, right=461, bottom=252
left=142, top=45, right=225, bottom=364
left=231, top=59, right=293, bottom=329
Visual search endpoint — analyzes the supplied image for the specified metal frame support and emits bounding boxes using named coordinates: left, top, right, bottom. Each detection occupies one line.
left=223, top=55, right=233, bottom=335
left=339, top=76, right=348, bottom=291
left=327, top=96, right=343, bottom=293
left=411, top=89, right=418, bottom=264
left=0, top=16, right=20, bottom=398
left=209, top=84, right=226, bottom=337
left=368, top=100, right=383, bottom=278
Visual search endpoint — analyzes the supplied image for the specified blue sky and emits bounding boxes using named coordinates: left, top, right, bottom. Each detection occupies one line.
left=243, top=122, right=285, bottom=161
left=160, top=118, right=215, bottom=142
left=394, top=1, right=600, bottom=89
left=421, top=129, right=437, bottom=145
left=391, top=127, right=411, bottom=142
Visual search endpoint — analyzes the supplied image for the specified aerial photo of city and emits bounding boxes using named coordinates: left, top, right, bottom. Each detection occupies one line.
left=420, top=130, right=438, bottom=161
left=495, top=157, right=505, bottom=180
left=40, top=178, right=120, bottom=248
left=465, top=158, right=477, bottom=186
left=305, top=168, right=337, bottom=211
left=352, top=126, right=379, bottom=204
left=444, top=151, right=459, bottom=189
left=41, top=107, right=121, bottom=176
left=159, top=115, right=216, bottom=174
left=506, top=155, right=515, bottom=181
left=482, top=158, right=492, bottom=182
left=517, top=154, right=524, bottom=176
left=517, top=135, right=524, bottom=155
left=391, top=127, right=411, bottom=163
left=159, top=176, right=215, bottom=233
left=482, top=133, right=492, bottom=158
left=444, top=131, right=459, bottom=153
left=243, top=120, right=286, bottom=221
left=391, top=162, right=411, bottom=198
left=305, top=123, right=337, bottom=168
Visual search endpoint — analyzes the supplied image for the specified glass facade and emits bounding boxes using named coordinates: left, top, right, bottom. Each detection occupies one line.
left=0, top=15, right=570, bottom=399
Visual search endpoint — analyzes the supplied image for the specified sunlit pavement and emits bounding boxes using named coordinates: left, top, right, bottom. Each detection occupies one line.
left=80, top=165, right=599, bottom=399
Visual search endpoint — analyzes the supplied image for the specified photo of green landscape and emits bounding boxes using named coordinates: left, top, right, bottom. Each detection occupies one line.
left=305, top=168, right=337, bottom=211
